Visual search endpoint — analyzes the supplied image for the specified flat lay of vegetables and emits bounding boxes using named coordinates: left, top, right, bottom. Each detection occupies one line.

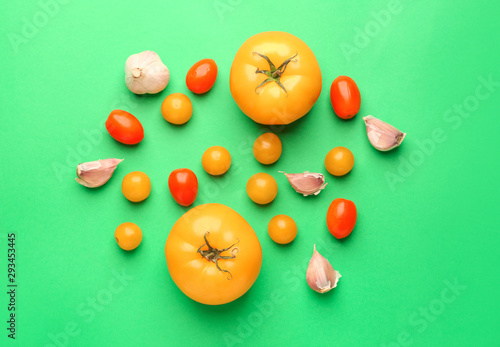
left=75, top=31, right=408, bottom=305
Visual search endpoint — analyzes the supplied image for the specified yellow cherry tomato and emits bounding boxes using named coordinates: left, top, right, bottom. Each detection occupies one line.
left=325, top=147, right=354, bottom=176
left=246, top=173, right=278, bottom=204
left=268, top=215, right=297, bottom=244
left=230, top=31, right=322, bottom=125
left=202, top=146, right=231, bottom=176
left=253, top=133, right=282, bottom=164
left=115, top=222, right=142, bottom=251
left=122, top=171, right=151, bottom=202
left=161, top=93, right=193, bottom=125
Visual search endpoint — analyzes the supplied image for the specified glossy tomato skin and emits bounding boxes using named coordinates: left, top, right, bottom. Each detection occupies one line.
left=253, top=133, right=282, bottom=164
left=330, top=76, right=361, bottom=119
left=327, top=198, right=357, bottom=239
left=268, top=214, right=297, bottom=244
left=246, top=173, right=278, bottom=205
left=186, top=59, right=218, bottom=94
left=325, top=147, right=355, bottom=176
left=230, top=31, right=322, bottom=125
left=161, top=93, right=193, bottom=125
left=122, top=171, right=151, bottom=202
left=115, top=222, right=142, bottom=251
left=165, top=203, right=262, bottom=305
left=105, top=109, right=144, bottom=145
left=168, top=168, right=198, bottom=206
left=202, top=146, right=231, bottom=176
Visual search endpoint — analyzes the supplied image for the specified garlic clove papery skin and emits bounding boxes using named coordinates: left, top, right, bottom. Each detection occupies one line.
left=363, top=115, right=406, bottom=151
left=75, top=158, right=124, bottom=188
left=306, top=245, right=341, bottom=294
left=280, top=171, right=327, bottom=196
left=125, top=51, right=170, bottom=94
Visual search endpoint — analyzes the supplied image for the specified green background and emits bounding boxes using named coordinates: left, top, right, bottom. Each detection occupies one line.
left=1, top=0, right=499, bottom=346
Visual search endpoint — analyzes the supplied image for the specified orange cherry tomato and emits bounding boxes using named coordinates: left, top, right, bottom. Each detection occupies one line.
left=327, top=198, right=357, bottom=239
left=268, top=215, right=297, bottom=244
left=115, top=222, right=142, bottom=251
left=202, top=146, right=231, bottom=176
left=105, top=109, right=144, bottom=145
left=168, top=168, right=198, bottom=206
left=165, top=203, right=262, bottom=305
left=186, top=59, right=218, bottom=94
left=325, top=147, right=355, bottom=176
left=253, top=133, right=282, bottom=165
left=121, top=171, right=151, bottom=202
left=161, top=93, right=193, bottom=125
left=246, top=173, right=278, bottom=205
left=330, top=76, right=361, bottom=119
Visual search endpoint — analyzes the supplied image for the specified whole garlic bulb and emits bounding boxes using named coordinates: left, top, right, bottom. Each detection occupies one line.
left=125, top=51, right=170, bottom=94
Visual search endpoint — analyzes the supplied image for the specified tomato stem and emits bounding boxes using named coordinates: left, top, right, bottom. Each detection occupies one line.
left=252, top=52, right=298, bottom=94
left=197, top=232, right=240, bottom=280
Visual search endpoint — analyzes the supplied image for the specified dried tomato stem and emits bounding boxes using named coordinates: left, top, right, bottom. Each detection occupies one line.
left=252, top=52, right=298, bottom=94
left=197, top=232, right=240, bottom=280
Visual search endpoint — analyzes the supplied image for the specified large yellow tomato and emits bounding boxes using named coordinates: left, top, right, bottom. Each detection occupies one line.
left=165, top=203, right=262, bottom=305
left=230, top=31, right=322, bottom=125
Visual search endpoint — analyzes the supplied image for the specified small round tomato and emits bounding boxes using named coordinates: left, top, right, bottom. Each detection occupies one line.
left=325, top=147, right=354, bottom=176
left=161, top=93, right=193, bottom=125
left=165, top=203, right=262, bottom=305
left=330, top=76, right=361, bottom=119
left=202, top=146, right=231, bottom=176
left=253, top=133, right=282, bottom=165
left=115, top=222, right=142, bottom=251
left=168, top=168, right=198, bottom=206
left=122, top=171, right=151, bottom=202
left=268, top=215, right=297, bottom=244
left=106, top=109, right=144, bottom=145
left=246, top=173, right=278, bottom=205
left=230, top=31, right=322, bottom=125
left=186, top=59, right=218, bottom=94
left=327, top=198, right=357, bottom=239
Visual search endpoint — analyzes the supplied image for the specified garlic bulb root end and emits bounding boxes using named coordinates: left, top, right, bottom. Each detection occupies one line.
left=125, top=51, right=170, bottom=94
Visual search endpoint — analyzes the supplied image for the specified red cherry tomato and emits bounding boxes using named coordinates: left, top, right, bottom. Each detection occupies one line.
left=330, top=76, right=361, bottom=119
left=168, top=169, right=198, bottom=206
left=105, top=110, right=144, bottom=145
left=326, top=198, right=357, bottom=239
left=186, top=59, right=218, bottom=94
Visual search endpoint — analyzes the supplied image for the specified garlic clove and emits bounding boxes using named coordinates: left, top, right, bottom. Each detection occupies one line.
left=125, top=51, right=170, bottom=94
left=280, top=171, right=327, bottom=196
left=75, top=158, right=124, bottom=188
left=363, top=115, right=406, bottom=151
left=306, top=245, right=341, bottom=294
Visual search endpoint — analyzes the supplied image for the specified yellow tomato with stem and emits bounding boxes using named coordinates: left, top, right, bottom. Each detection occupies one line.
left=230, top=31, right=322, bottom=125
left=253, top=132, right=282, bottom=164
left=165, top=203, right=262, bottom=305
